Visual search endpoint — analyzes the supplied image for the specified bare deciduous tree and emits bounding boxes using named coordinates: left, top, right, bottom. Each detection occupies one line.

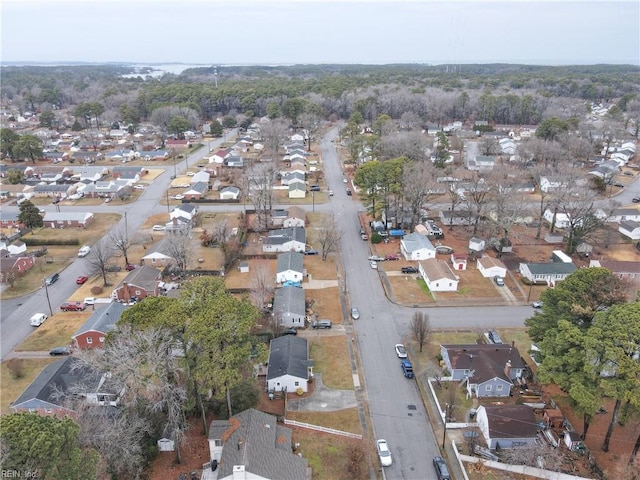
left=403, top=160, right=438, bottom=230
left=110, top=226, right=131, bottom=265
left=316, top=215, right=342, bottom=261
left=261, top=119, right=288, bottom=157
left=164, top=234, right=192, bottom=272
left=248, top=163, right=277, bottom=232
left=249, top=261, right=275, bottom=313
left=86, top=237, right=115, bottom=286
left=410, top=311, right=431, bottom=353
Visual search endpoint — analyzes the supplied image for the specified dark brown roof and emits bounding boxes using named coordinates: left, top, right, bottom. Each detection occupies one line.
left=442, top=344, right=524, bottom=383
left=482, top=405, right=538, bottom=439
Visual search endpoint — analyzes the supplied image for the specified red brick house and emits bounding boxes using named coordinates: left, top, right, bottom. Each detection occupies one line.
left=0, top=211, right=23, bottom=229
left=111, top=265, right=161, bottom=302
left=42, top=212, right=94, bottom=228
left=72, top=302, right=126, bottom=350
left=0, top=254, right=36, bottom=278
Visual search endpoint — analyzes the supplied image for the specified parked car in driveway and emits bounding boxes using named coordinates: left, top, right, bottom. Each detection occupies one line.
left=83, top=297, right=96, bottom=305
left=312, top=319, right=332, bottom=329
left=60, top=302, right=86, bottom=312
left=304, top=249, right=319, bottom=255
left=376, top=439, right=392, bottom=467
left=493, top=275, right=505, bottom=286
left=76, top=275, right=89, bottom=285
left=401, top=266, right=418, bottom=274
left=125, top=263, right=137, bottom=271
left=49, top=346, right=71, bottom=356
left=309, top=185, right=321, bottom=192
left=532, top=300, right=543, bottom=308
left=152, top=225, right=166, bottom=231
left=385, top=254, right=400, bottom=261
left=368, top=255, right=385, bottom=262
left=280, top=328, right=297, bottom=336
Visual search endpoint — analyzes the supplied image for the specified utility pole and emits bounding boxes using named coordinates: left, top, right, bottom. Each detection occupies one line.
left=43, top=278, right=53, bottom=316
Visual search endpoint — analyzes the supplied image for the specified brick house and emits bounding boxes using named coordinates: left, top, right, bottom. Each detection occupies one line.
left=111, top=265, right=161, bottom=302
left=42, top=212, right=94, bottom=228
left=72, top=302, right=126, bottom=350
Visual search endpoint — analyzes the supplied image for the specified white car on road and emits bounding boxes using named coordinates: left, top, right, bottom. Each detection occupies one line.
left=376, top=439, right=392, bottom=467
left=30, top=313, right=48, bottom=327
left=395, top=344, right=407, bottom=358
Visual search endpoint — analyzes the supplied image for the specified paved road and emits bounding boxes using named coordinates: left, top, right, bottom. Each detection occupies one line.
left=0, top=132, right=236, bottom=361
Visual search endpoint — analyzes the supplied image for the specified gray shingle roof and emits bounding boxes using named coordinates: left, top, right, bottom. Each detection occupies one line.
left=402, top=232, right=435, bottom=254
left=267, top=336, right=309, bottom=381
left=274, top=286, right=305, bottom=317
left=525, top=263, right=577, bottom=275
left=266, top=227, right=306, bottom=246
left=114, top=265, right=160, bottom=291
left=12, top=357, right=101, bottom=411
left=212, top=408, right=309, bottom=480
left=277, top=251, right=304, bottom=274
left=73, top=302, right=126, bottom=338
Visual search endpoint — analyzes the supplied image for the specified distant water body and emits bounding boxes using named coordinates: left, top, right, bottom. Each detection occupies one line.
left=121, top=63, right=210, bottom=78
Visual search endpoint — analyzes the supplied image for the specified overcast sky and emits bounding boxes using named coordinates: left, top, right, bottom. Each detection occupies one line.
left=2, top=0, right=639, bottom=66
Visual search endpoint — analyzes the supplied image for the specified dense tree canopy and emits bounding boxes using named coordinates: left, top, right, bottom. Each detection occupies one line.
left=0, top=413, right=99, bottom=480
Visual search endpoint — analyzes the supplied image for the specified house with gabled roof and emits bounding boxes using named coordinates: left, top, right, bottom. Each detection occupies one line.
left=0, top=211, right=23, bottom=229
left=589, top=259, right=640, bottom=281
left=276, top=251, right=304, bottom=284
left=281, top=171, right=305, bottom=186
left=440, top=344, right=525, bottom=398
left=184, top=182, right=208, bottom=200
left=11, top=357, right=123, bottom=416
left=220, top=186, right=240, bottom=200
left=209, top=149, right=229, bottom=164
left=263, top=227, right=306, bottom=253
left=206, top=408, right=311, bottom=480
left=32, top=184, right=74, bottom=198
left=111, top=266, right=161, bottom=302
left=606, top=207, right=640, bottom=224
left=112, top=166, right=146, bottom=180
left=190, top=170, right=210, bottom=184
left=620, top=220, right=640, bottom=240
left=467, top=155, right=496, bottom=172
left=476, top=405, right=538, bottom=449
left=283, top=206, right=306, bottom=228
left=419, top=258, right=459, bottom=292
left=72, top=302, right=125, bottom=350
left=519, top=261, right=577, bottom=285
left=81, top=179, right=130, bottom=198
left=273, top=285, right=306, bottom=328
left=439, top=210, right=479, bottom=227
left=267, top=335, right=312, bottom=393
left=42, top=212, right=94, bottom=228
left=477, top=256, right=507, bottom=278
left=401, top=232, right=436, bottom=261
left=0, top=254, right=36, bottom=277
left=224, top=155, right=244, bottom=168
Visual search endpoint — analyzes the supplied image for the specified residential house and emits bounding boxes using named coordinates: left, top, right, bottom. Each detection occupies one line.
left=169, top=204, right=198, bottom=226
left=207, top=409, right=310, bottom=480
left=419, top=258, right=459, bottom=292
left=32, top=184, right=74, bottom=199
left=291, top=133, right=304, bottom=143
left=141, top=249, right=175, bottom=267
left=476, top=405, right=538, bottom=449
left=288, top=182, right=306, bottom=199
left=77, top=166, right=109, bottom=182
left=477, top=256, right=507, bottom=278
left=104, top=149, right=137, bottom=163
left=519, top=261, right=577, bottom=285
left=81, top=180, right=130, bottom=198
left=276, top=251, right=304, bottom=284
left=43, top=212, right=94, bottom=228
left=111, top=266, right=162, bottom=302
left=0, top=240, right=27, bottom=256
left=112, top=166, right=146, bottom=180
left=400, top=232, right=436, bottom=261
left=543, top=209, right=572, bottom=229
left=165, top=139, right=189, bottom=149
left=0, top=185, right=29, bottom=201
left=266, top=336, right=312, bottom=393
left=273, top=285, right=306, bottom=328
left=589, top=259, right=640, bottom=281
left=606, top=207, right=640, bottom=224
left=223, top=155, right=244, bottom=168
left=439, top=210, right=479, bottom=227
left=440, top=344, right=525, bottom=398
left=619, top=220, right=640, bottom=240
left=263, top=227, right=306, bottom=253
left=281, top=171, right=306, bottom=186
left=0, top=254, right=36, bottom=277
left=539, top=176, right=569, bottom=193
left=284, top=206, right=306, bottom=228
left=11, top=357, right=123, bottom=416
left=190, top=170, right=210, bottom=184
left=72, top=302, right=126, bottom=350
left=219, top=186, right=240, bottom=200
left=141, top=150, right=169, bottom=161
left=209, top=149, right=229, bottom=164
left=0, top=211, right=22, bottom=229
left=184, top=182, right=208, bottom=200
left=271, top=209, right=288, bottom=227
left=466, top=155, right=496, bottom=172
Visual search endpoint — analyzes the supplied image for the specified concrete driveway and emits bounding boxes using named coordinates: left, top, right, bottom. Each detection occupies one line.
left=287, top=374, right=357, bottom=412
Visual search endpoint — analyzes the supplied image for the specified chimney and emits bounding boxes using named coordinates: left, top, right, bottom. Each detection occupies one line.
left=504, top=360, right=512, bottom=378
left=122, top=282, right=130, bottom=302
left=232, top=465, right=246, bottom=480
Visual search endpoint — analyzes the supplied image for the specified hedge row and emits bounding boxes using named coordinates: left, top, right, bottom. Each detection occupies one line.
left=23, top=238, right=80, bottom=246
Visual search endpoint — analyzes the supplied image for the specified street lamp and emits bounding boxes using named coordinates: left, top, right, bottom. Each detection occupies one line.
left=312, top=191, right=315, bottom=212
